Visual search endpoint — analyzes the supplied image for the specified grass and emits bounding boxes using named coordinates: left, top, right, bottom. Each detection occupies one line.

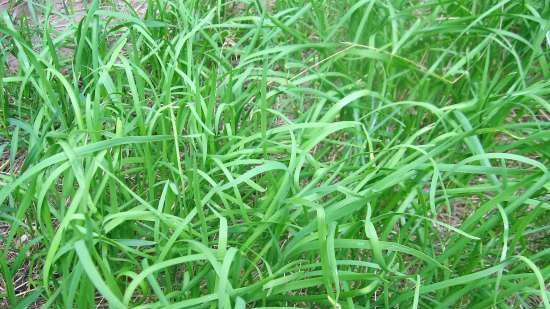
left=0, top=0, right=549, bottom=308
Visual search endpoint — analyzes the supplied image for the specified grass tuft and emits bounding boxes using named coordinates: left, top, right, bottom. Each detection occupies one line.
left=0, top=1, right=549, bottom=308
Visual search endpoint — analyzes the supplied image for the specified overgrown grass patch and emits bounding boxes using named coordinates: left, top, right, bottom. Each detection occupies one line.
left=0, top=1, right=549, bottom=308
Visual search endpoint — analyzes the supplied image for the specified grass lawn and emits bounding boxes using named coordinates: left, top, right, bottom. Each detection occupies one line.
left=0, top=0, right=549, bottom=308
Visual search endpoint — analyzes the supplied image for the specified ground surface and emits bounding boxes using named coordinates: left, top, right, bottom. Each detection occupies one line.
left=0, top=1, right=549, bottom=308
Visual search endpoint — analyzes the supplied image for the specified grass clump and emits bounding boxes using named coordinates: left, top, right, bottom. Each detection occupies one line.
left=0, top=0, right=549, bottom=308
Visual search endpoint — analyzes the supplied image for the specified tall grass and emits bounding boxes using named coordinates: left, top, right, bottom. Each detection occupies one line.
left=0, top=0, right=549, bottom=308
